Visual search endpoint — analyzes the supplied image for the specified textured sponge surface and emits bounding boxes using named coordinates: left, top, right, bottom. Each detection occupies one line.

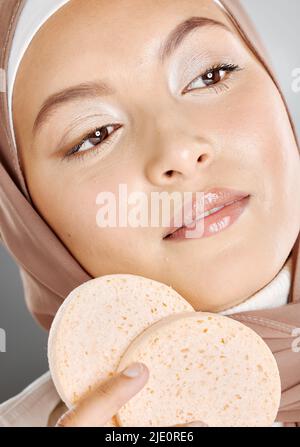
left=48, top=274, right=193, bottom=408
left=116, top=312, right=281, bottom=427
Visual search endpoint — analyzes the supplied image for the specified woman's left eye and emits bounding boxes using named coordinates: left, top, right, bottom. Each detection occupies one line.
left=183, top=63, right=241, bottom=94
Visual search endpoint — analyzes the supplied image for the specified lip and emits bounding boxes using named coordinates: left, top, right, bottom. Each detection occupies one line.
left=163, top=188, right=250, bottom=241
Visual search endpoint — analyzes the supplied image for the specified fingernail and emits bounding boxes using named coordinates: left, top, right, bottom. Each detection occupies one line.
left=122, top=362, right=144, bottom=378
left=186, top=420, right=209, bottom=427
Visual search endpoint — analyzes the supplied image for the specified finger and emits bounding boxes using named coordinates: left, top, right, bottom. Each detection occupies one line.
left=56, top=362, right=149, bottom=427
left=172, top=420, right=209, bottom=427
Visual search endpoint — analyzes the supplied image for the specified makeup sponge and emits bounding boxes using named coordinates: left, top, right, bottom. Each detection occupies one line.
left=48, top=275, right=281, bottom=427
left=48, top=274, right=193, bottom=409
left=115, top=311, right=281, bottom=427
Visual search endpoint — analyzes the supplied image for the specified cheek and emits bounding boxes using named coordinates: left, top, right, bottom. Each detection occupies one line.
left=26, top=149, right=150, bottom=276
left=228, top=71, right=300, bottom=249
left=206, top=68, right=300, bottom=258
left=220, top=70, right=300, bottom=201
left=55, top=179, right=123, bottom=241
left=27, top=163, right=124, bottom=243
left=45, top=169, right=147, bottom=260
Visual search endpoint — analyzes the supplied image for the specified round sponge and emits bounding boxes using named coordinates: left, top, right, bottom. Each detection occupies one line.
left=48, top=274, right=193, bottom=408
left=116, top=311, right=281, bottom=427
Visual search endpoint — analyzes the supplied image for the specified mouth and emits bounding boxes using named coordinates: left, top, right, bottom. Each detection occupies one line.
left=163, top=188, right=251, bottom=241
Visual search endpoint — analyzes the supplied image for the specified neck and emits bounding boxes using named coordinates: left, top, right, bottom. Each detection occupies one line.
left=220, top=256, right=292, bottom=316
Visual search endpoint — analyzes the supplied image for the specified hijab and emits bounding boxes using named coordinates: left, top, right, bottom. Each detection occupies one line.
left=0, top=0, right=299, bottom=425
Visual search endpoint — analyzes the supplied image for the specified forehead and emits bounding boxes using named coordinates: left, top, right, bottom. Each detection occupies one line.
left=15, top=0, right=236, bottom=85
left=13, top=0, right=243, bottom=139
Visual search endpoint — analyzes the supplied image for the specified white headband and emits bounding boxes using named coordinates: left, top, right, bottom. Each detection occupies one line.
left=7, top=0, right=70, bottom=150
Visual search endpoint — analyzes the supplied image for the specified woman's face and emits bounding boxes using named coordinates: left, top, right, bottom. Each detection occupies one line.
left=13, top=0, right=300, bottom=312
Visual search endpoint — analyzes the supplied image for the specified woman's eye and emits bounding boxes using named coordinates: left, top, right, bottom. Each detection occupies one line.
left=66, top=124, right=120, bottom=159
left=183, top=63, right=241, bottom=94
left=70, top=125, right=114, bottom=154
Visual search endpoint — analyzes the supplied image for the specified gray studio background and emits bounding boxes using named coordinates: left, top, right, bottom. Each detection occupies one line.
left=1, top=0, right=300, bottom=403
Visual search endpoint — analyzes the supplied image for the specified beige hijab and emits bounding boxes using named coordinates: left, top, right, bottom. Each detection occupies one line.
left=0, top=0, right=299, bottom=425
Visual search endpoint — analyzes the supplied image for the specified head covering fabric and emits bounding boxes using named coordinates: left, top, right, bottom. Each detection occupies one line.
left=7, top=0, right=70, bottom=150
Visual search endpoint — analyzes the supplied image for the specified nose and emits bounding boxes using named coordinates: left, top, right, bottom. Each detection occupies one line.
left=144, top=129, right=215, bottom=187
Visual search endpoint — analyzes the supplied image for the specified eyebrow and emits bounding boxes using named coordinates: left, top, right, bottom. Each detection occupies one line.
left=159, top=16, right=231, bottom=63
left=32, top=16, right=231, bottom=136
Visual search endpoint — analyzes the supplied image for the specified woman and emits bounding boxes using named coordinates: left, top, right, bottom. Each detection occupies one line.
left=0, top=0, right=299, bottom=426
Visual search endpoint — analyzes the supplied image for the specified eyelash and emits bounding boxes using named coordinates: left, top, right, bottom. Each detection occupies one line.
left=183, top=62, right=242, bottom=95
left=64, top=62, right=242, bottom=162
left=63, top=124, right=122, bottom=162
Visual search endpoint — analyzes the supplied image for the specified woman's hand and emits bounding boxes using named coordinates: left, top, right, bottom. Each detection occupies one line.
left=56, top=362, right=207, bottom=427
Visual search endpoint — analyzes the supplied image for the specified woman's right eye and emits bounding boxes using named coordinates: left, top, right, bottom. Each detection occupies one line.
left=65, top=124, right=121, bottom=160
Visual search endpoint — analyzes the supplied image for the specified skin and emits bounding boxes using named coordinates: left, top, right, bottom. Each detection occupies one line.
left=55, top=362, right=207, bottom=427
left=12, top=0, right=300, bottom=426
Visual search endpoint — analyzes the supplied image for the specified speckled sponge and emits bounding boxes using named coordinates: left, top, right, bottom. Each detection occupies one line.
left=116, top=311, right=281, bottom=427
left=48, top=274, right=193, bottom=408
left=48, top=274, right=281, bottom=427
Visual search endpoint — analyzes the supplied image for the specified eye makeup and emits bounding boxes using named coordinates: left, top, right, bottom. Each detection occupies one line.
left=61, top=58, right=243, bottom=162
left=182, top=62, right=242, bottom=94
left=62, top=124, right=122, bottom=162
